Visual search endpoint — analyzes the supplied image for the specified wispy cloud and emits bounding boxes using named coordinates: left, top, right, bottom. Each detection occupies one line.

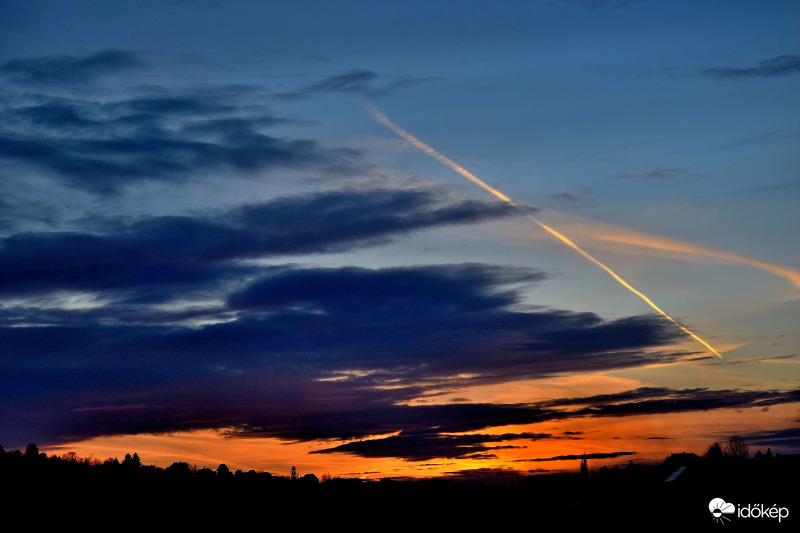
left=0, top=189, right=522, bottom=299
left=0, top=87, right=348, bottom=194
left=616, top=168, right=685, bottom=179
left=524, top=451, right=635, bottom=462
left=744, top=426, right=800, bottom=451
left=0, top=49, right=144, bottom=84
left=550, top=192, right=582, bottom=202
left=276, top=70, right=437, bottom=100
left=702, top=54, right=800, bottom=79
left=543, top=212, right=800, bottom=290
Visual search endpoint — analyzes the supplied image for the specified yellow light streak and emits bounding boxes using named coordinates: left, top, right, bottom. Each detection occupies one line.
left=367, top=104, right=723, bottom=358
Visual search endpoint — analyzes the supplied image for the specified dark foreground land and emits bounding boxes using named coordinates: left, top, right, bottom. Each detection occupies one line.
left=1, top=447, right=797, bottom=529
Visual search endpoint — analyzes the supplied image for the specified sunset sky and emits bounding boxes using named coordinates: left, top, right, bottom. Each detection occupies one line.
left=1, top=0, right=798, bottom=480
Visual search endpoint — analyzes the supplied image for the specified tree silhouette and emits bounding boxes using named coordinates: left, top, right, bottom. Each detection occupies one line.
left=290, top=465, right=298, bottom=480
left=725, top=436, right=749, bottom=460
left=705, top=441, right=724, bottom=460
left=62, top=451, right=79, bottom=463
left=24, top=443, right=39, bottom=459
left=217, top=463, right=232, bottom=479
left=123, top=452, right=142, bottom=468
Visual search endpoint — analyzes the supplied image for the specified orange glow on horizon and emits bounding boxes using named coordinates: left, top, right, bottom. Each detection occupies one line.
left=42, top=401, right=798, bottom=479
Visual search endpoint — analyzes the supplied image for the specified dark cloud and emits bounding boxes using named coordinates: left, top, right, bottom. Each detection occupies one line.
left=0, top=189, right=521, bottom=298
left=549, top=188, right=594, bottom=204
left=214, top=291, right=687, bottom=386
left=277, top=70, right=436, bottom=100
left=744, top=426, right=800, bottom=452
left=563, top=388, right=800, bottom=417
left=617, top=168, right=685, bottom=179
left=442, top=467, right=527, bottom=483
left=518, top=315, right=686, bottom=357
left=702, top=54, right=800, bottom=79
left=550, top=192, right=582, bottom=202
left=224, top=399, right=553, bottom=445
left=311, top=431, right=551, bottom=461
left=0, top=49, right=144, bottom=84
left=540, top=386, right=680, bottom=407
left=0, top=256, right=700, bottom=448
left=5, top=318, right=799, bottom=455
left=54, top=383, right=800, bottom=459
left=227, top=263, right=535, bottom=314
left=0, top=378, right=556, bottom=448
left=0, top=87, right=345, bottom=194
left=525, top=451, right=635, bottom=462
left=701, top=353, right=797, bottom=366
left=0, top=260, right=678, bottom=403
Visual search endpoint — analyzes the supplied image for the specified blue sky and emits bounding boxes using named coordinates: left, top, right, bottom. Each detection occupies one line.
left=0, top=0, right=798, bottom=476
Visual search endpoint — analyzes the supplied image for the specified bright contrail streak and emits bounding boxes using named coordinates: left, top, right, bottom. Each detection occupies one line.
left=367, top=104, right=723, bottom=358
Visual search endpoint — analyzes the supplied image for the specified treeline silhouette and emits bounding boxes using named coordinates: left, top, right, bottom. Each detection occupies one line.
left=1, top=439, right=796, bottom=528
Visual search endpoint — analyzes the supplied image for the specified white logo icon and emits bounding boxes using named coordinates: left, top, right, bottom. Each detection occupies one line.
left=709, top=498, right=736, bottom=524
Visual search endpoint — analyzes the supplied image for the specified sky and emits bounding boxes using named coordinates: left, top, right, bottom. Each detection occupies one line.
left=0, top=0, right=798, bottom=480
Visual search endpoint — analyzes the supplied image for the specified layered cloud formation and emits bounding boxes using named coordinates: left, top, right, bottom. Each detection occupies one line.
left=1, top=47, right=797, bottom=468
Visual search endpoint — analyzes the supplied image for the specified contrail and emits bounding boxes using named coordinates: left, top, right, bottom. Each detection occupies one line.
left=367, top=104, right=723, bottom=358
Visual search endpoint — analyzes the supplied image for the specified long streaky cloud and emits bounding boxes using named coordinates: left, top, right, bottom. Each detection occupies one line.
left=562, top=216, right=800, bottom=291
left=367, top=104, right=723, bottom=358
